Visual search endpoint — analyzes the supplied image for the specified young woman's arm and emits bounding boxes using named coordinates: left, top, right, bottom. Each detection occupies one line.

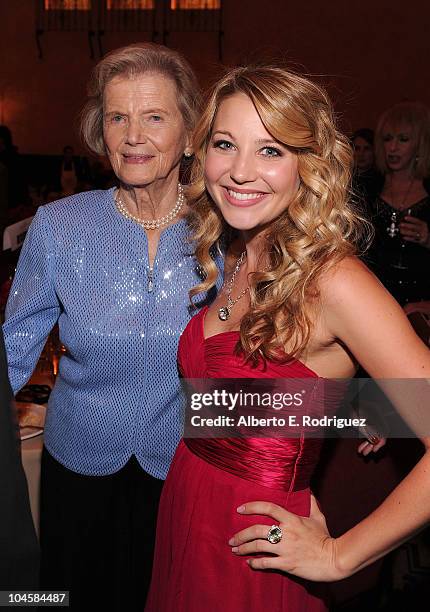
left=229, top=258, right=430, bottom=581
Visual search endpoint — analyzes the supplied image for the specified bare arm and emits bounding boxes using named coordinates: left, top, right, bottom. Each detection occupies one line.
left=321, top=258, right=430, bottom=575
left=230, top=258, right=430, bottom=581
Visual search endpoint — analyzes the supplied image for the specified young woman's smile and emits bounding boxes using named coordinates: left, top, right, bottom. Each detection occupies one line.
left=204, top=93, right=299, bottom=231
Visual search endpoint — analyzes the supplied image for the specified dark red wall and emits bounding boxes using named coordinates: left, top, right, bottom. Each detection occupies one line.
left=1, top=0, right=429, bottom=154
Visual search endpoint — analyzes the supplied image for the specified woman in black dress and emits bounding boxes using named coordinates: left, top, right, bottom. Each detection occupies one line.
left=368, top=102, right=430, bottom=305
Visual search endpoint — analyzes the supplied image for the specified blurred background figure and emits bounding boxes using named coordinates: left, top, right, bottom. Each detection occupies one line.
left=58, top=145, right=91, bottom=196
left=0, top=158, right=8, bottom=230
left=0, top=125, right=26, bottom=211
left=351, top=128, right=382, bottom=204
left=366, top=102, right=430, bottom=305
left=0, top=328, right=39, bottom=590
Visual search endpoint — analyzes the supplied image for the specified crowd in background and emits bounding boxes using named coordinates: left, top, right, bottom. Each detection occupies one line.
left=0, top=129, right=117, bottom=313
left=0, top=126, right=117, bottom=232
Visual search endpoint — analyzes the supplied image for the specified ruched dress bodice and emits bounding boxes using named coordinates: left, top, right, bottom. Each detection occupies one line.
left=178, top=306, right=342, bottom=493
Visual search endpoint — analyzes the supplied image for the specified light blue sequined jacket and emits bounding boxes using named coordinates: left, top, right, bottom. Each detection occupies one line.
left=3, top=189, right=218, bottom=477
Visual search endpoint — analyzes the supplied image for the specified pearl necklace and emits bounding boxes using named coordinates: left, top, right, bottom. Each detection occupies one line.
left=115, top=183, right=185, bottom=230
left=218, top=251, right=250, bottom=321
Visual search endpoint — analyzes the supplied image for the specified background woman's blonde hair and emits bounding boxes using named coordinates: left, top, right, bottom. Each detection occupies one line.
left=188, top=64, right=366, bottom=364
left=80, top=42, right=201, bottom=156
left=375, top=102, right=430, bottom=179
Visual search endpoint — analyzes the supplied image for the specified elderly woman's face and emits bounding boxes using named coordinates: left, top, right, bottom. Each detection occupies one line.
left=103, top=72, right=190, bottom=187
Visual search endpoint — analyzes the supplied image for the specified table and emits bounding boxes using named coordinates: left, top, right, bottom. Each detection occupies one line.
left=3, top=216, right=34, bottom=251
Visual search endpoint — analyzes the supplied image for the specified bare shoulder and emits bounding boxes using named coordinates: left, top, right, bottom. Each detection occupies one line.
left=316, top=256, right=430, bottom=378
left=318, top=256, right=390, bottom=307
left=317, top=256, right=408, bottom=329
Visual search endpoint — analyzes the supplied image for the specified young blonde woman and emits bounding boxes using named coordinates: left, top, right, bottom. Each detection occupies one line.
left=145, top=66, right=430, bottom=612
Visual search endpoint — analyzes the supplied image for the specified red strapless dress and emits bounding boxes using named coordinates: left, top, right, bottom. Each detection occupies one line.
left=146, top=307, right=337, bottom=612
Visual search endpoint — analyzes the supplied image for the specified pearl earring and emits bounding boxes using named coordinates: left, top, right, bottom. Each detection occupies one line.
left=184, top=151, right=192, bottom=158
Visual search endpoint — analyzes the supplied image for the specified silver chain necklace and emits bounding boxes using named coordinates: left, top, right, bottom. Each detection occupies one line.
left=115, top=183, right=184, bottom=230
left=218, top=250, right=250, bottom=321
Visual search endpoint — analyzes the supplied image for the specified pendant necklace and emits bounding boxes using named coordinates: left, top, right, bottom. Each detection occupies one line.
left=386, top=175, right=414, bottom=238
left=218, top=251, right=250, bottom=321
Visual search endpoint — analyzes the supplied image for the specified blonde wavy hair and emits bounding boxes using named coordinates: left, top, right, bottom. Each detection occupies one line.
left=188, top=65, right=366, bottom=365
left=375, top=102, right=430, bottom=179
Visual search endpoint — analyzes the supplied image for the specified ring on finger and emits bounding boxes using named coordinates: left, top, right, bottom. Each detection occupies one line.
left=366, top=433, right=380, bottom=445
left=267, top=525, right=283, bottom=544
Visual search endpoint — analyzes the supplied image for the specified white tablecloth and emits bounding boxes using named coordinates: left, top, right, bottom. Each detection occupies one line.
left=3, top=216, right=34, bottom=251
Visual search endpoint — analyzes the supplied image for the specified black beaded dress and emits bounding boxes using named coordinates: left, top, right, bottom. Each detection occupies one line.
left=367, top=195, right=430, bottom=305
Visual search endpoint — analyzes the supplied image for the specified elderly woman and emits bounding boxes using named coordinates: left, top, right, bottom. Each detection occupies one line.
left=3, top=43, right=216, bottom=610
left=367, top=102, right=430, bottom=305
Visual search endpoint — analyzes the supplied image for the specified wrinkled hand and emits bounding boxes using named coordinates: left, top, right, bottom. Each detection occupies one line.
left=228, top=496, right=347, bottom=582
left=399, top=216, right=429, bottom=246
